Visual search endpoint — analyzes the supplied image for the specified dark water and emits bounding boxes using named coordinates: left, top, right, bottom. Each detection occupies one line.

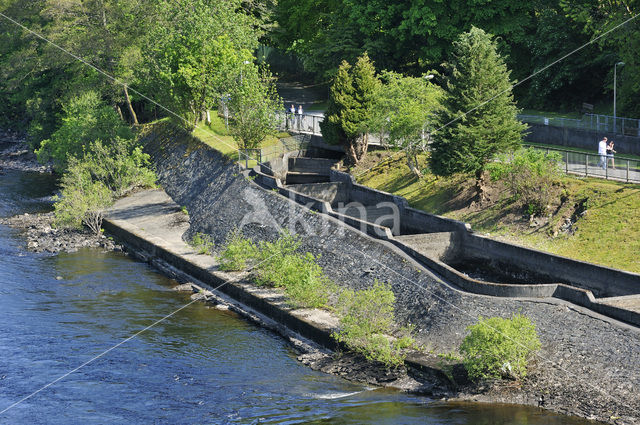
left=0, top=170, right=596, bottom=424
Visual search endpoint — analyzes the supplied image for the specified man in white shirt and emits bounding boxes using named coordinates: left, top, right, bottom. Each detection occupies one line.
left=598, top=137, right=608, bottom=169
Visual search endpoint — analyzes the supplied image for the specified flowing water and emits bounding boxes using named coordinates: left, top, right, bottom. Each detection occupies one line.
left=0, top=170, right=598, bottom=424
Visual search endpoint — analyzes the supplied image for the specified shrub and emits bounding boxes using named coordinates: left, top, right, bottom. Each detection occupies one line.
left=53, top=158, right=113, bottom=235
left=190, top=232, right=215, bottom=255
left=217, top=230, right=259, bottom=271
left=487, top=147, right=562, bottom=216
left=333, top=280, right=414, bottom=367
left=253, top=233, right=331, bottom=308
left=459, top=314, right=542, bottom=381
left=36, top=91, right=133, bottom=173
left=51, top=137, right=156, bottom=235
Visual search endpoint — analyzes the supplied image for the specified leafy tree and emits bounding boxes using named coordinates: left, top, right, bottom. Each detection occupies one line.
left=53, top=156, right=114, bottom=235
left=227, top=64, right=282, bottom=149
left=370, top=71, right=444, bottom=176
left=52, top=136, right=156, bottom=234
left=271, top=0, right=535, bottom=77
left=561, top=0, right=640, bottom=116
left=36, top=91, right=133, bottom=172
left=321, top=53, right=379, bottom=165
left=143, top=0, right=260, bottom=128
left=429, top=27, right=526, bottom=180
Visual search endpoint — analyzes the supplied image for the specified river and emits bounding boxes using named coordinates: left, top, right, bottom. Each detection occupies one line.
left=0, top=169, right=596, bottom=424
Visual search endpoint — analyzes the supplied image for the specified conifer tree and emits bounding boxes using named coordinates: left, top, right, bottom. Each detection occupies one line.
left=429, top=27, right=526, bottom=178
left=321, top=53, right=379, bottom=165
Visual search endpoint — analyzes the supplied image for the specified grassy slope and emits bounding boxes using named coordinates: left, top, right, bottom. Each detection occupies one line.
left=192, top=115, right=288, bottom=164
left=357, top=153, right=640, bottom=273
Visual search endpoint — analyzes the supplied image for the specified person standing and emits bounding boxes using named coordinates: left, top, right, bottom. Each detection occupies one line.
left=607, top=140, right=617, bottom=169
left=297, top=105, right=303, bottom=130
left=598, top=136, right=608, bottom=169
left=289, top=104, right=295, bottom=129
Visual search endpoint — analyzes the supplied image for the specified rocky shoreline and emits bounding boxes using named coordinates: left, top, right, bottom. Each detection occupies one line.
left=0, top=212, right=122, bottom=254
left=0, top=130, right=51, bottom=173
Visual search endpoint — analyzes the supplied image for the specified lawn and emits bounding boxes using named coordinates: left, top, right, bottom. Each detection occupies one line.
left=357, top=152, right=640, bottom=273
left=192, top=115, right=289, bottom=167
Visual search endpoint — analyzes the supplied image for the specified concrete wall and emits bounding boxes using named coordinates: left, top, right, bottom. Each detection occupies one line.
left=461, top=233, right=640, bottom=297
left=526, top=123, right=640, bottom=156
left=286, top=182, right=349, bottom=204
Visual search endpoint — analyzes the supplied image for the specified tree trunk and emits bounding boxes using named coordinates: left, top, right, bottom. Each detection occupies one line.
left=406, top=150, right=422, bottom=177
left=123, top=85, right=139, bottom=125
left=114, top=104, right=124, bottom=121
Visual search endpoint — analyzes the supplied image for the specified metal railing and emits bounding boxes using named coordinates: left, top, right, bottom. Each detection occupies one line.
left=519, top=113, right=640, bottom=137
left=524, top=144, right=640, bottom=183
left=277, top=111, right=323, bottom=136
left=238, top=134, right=311, bottom=168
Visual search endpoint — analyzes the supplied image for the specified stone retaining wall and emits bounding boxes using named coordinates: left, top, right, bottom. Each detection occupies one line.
left=137, top=123, right=640, bottom=424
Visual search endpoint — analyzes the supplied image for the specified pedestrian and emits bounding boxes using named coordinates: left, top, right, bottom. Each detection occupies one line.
left=297, top=105, right=303, bottom=130
left=289, top=104, right=295, bottom=129
left=598, top=136, right=608, bottom=169
left=607, top=140, right=617, bottom=169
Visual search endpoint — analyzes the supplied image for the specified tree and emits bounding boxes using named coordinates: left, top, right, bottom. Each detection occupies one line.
left=370, top=71, right=444, bottom=176
left=321, top=53, right=379, bottom=165
left=429, top=27, right=526, bottom=181
left=36, top=91, right=133, bottom=172
left=227, top=64, right=282, bottom=149
left=561, top=0, right=640, bottom=116
left=143, top=0, right=260, bottom=128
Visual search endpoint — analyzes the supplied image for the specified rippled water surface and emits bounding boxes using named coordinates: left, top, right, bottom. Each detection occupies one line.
left=0, top=170, right=596, bottom=424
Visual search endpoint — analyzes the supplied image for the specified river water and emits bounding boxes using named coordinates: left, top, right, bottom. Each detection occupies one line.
left=0, top=170, right=596, bottom=424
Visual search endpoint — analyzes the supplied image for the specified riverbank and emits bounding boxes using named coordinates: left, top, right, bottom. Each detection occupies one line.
left=0, top=212, right=121, bottom=253
left=0, top=130, right=51, bottom=173
left=114, top=119, right=640, bottom=424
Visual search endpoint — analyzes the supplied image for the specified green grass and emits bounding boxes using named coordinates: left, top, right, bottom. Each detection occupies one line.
left=192, top=115, right=289, bottom=167
left=358, top=153, right=640, bottom=273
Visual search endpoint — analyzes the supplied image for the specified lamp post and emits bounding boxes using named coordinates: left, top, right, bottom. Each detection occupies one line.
left=614, top=61, right=625, bottom=133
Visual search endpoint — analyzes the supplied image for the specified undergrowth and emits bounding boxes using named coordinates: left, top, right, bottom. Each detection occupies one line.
left=216, top=231, right=414, bottom=366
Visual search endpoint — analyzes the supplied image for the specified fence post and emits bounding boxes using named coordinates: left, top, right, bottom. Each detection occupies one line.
left=585, top=154, right=589, bottom=177
left=565, top=151, right=568, bottom=173
left=627, top=160, right=630, bottom=183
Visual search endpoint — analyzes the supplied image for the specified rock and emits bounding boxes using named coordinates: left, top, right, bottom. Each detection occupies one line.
left=55, top=276, right=63, bottom=280
left=215, top=304, right=229, bottom=311
left=172, top=283, right=196, bottom=292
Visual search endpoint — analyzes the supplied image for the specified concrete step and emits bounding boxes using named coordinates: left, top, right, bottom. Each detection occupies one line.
left=286, top=182, right=349, bottom=204
left=395, top=232, right=459, bottom=262
left=334, top=204, right=399, bottom=234
left=288, top=157, right=338, bottom=174
left=285, top=172, right=330, bottom=184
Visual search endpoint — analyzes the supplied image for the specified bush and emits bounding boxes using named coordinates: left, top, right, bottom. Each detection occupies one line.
left=190, top=232, right=215, bottom=255
left=217, top=230, right=259, bottom=271
left=52, top=138, right=156, bottom=235
left=487, top=147, right=562, bottom=216
left=460, top=314, right=542, bottom=381
left=333, top=280, right=414, bottom=367
left=53, top=157, right=113, bottom=235
left=36, top=91, right=133, bottom=173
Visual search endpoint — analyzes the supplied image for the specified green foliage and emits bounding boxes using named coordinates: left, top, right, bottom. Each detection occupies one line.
left=52, top=136, right=156, bottom=235
left=228, top=65, right=282, bottom=149
left=333, top=280, right=414, bottom=367
left=487, top=148, right=563, bottom=216
left=370, top=71, right=444, bottom=175
left=53, top=157, right=114, bottom=235
left=36, top=91, right=133, bottom=172
left=143, top=0, right=259, bottom=127
left=217, top=231, right=330, bottom=308
left=191, top=232, right=215, bottom=255
left=460, top=314, right=541, bottom=381
left=321, top=53, right=380, bottom=165
left=429, top=27, right=527, bottom=178
left=217, top=230, right=259, bottom=271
